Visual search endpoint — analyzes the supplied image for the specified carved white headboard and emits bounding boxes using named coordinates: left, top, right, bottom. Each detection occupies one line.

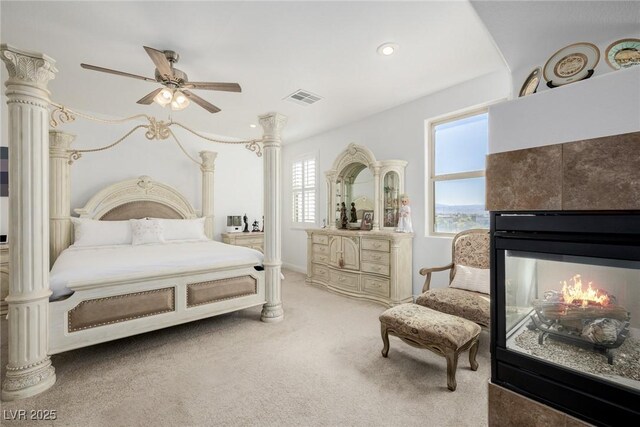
left=74, top=175, right=197, bottom=220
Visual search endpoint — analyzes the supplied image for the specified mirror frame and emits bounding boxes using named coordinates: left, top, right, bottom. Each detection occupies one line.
left=325, top=143, right=407, bottom=231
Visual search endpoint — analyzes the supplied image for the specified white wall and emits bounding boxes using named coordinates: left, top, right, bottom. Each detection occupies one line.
left=0, top=110, right=264, bottom=242
left=282, top=69, right=511, bottom=295
left=490, top=66, right=640, bottom=154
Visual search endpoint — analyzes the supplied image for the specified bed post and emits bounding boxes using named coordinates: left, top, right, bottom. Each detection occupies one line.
left=259, top=112, right=287, bottom=323
left=50, top=130, right=75, bottom=266
left=199, top=150, right=217, bottom=239
left=1, top=45, right=57, bottom=400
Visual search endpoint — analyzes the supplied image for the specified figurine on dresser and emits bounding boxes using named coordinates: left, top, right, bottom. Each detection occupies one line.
left=251, top=220, right=260, bottom=232
left=396, top=194, right=413, bottom=233
left=243, top=213, right=249, bottom=232
left=340, top=202, right=348, bottom=229
left=350, top=202, right=357, bottom=223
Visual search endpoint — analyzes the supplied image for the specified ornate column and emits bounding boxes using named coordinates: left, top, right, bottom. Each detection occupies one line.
left=49, top=130, right=75, bottom=266
left=1, top=44, right=57, bottom=400
left=259, top=112, right=287, bottom=323
left=199, top=150, right=217, bottom=239
left=372, top=165, right=381, bottom=231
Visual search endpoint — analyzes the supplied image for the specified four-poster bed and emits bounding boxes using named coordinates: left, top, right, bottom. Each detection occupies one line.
left=47, top=175, right=266, bottom=354
left=0, top=43, right=285, bottom=401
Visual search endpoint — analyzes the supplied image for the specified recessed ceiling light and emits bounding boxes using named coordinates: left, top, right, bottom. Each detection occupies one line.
left=249, top=124, right=257, bottom=128
left=377, top=43, right=398, bottom=56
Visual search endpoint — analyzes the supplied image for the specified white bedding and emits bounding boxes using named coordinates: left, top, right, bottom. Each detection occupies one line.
left=49, top=240, right=264, bottom=299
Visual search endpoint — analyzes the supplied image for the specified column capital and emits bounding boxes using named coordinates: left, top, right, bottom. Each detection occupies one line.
left=258, top=112, right=288, bottom=141
left=199, top=150, right=217, bottom=172
left=49, top=130, right=75, bottom=155
left=1, top=44, right=57, bottom=91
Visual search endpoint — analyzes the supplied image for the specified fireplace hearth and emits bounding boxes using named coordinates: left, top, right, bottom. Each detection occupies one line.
left=491, top=212, right=640, bottom=426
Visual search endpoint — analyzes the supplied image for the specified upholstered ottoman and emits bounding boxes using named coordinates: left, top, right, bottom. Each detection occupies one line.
left=379, top=303, right=481, bottom=391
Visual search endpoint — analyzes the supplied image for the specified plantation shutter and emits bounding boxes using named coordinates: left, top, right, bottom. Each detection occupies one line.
left=292, top=157, right=316, bottom=223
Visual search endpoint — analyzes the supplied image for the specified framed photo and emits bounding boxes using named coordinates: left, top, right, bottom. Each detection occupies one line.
left=361, top=210, right=374, bottom=230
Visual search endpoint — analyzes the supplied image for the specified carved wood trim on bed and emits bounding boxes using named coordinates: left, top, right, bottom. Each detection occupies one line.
left=74, top=175, right=197, bottom=220
left=68, top=287, right=176, bottom=332
left=186, top=275, right=257, bottom=307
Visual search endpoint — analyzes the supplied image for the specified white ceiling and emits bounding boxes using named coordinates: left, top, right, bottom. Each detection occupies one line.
left=471, top=0, right=640, bottom=74
left=1, top=1, right=507, bottom=143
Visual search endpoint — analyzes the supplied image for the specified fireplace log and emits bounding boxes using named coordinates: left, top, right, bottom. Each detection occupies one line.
left=533, top=300, right=630, bottom=322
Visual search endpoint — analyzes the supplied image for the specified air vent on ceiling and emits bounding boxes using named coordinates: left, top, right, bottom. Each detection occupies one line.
left=284, top=89, right=323, bottom=106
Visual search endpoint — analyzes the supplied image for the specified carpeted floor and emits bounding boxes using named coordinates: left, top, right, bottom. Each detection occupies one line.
left=0, top=270, right=490, bottom=426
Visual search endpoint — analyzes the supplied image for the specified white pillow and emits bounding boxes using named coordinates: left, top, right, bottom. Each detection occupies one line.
left=71, top=217, right=132, bottom=247
left=130, top=219, right=165, bottom=245
left=450, top=265, right=490, bottom=295
left=155, top=218, right=207, bottom=241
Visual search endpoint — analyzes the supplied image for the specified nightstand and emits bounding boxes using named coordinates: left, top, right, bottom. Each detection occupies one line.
left=221, top=232, right=264, bottom=253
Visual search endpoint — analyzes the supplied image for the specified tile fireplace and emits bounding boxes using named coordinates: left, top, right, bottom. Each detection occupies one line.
left=490, top=212, right=640, bottom=425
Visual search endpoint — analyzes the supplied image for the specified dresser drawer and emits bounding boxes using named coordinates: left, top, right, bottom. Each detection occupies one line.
left=312, top=234, right=329, bottom=245
left=313, top=253, right=329, bottom=264
left=312, top=264, right=329, bottom=281
left=313, top=244, right=329, bottom=255
left=362, top=276, right=390, bottom=298
left=239, top=237, right=263, bottom=245
left=329, top=270, right=359, bottom=292
left=361, top=262, right=390, bottom=276
left=361, top=238, right=389, bottom=252
left=361, top=250, right=389, bottom=265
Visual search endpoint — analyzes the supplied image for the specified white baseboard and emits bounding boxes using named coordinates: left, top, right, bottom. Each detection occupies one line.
left=282, top=262, right=307, bottom=274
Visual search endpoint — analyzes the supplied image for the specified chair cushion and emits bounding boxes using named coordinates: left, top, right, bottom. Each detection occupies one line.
left=416, top=288, right=490, bottom=327
left=379, top=303, right=481, bottom=351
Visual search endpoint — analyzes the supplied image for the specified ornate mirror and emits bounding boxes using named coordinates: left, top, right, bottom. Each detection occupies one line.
left=326, top=143, right=407, bottom=231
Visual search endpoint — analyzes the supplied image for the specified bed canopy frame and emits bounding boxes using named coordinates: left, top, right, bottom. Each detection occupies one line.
left=0, top=44, right=285, bottom=401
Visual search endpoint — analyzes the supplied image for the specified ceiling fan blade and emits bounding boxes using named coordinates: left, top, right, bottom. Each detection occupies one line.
left=136, top=88, right=164, bottom=105
left=183, top=91, right=221, bottom=114
left=143, top=46, right=174, bottom=79
left=184, top=82, right=242, bottom=92
left=80, top=63, right=156, bottom=82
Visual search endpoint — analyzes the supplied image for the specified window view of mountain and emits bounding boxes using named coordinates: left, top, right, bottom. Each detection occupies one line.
left=435, top=204, right=489, bottom=233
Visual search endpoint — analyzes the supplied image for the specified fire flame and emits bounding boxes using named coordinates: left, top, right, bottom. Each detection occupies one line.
left=561, top=275, right=610, bottom=307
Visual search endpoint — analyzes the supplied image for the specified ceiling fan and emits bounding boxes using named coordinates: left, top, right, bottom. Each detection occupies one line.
left=80, top=46, right=241, bottom=113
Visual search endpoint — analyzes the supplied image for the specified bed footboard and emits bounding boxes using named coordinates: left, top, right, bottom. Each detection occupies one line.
left=49, top=266, right=265, bottom=354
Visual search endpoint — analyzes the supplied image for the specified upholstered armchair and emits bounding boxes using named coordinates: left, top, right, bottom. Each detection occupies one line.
left=416, top=229, right=490, bottom=327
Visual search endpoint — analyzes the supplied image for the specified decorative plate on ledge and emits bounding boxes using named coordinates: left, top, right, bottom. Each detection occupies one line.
left=605, top=38, right=640, bottom=70
left=519, top=67, right=541, bottom=97
left=543, top=42, right=600, bottom=88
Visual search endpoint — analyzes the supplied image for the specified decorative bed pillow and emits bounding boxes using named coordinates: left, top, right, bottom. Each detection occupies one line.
left=155, top=218, right=207, bottom=241
left=71, top=217, right=132, bottom=247
left=449, top=265, right=490, bottom=295
left=130, top=219, right=165, bottom=245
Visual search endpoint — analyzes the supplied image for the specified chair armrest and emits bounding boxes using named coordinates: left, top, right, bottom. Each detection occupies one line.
left=419, top=263, right=454, bottom=292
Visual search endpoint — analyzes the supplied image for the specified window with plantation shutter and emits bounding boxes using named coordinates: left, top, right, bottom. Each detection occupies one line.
left=292, top=155, right=317, bottom=225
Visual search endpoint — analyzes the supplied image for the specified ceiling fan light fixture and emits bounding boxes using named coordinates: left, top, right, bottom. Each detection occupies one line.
left=170, top=90, right=190, bottom=111
left=154, top=88, right=174, bottom=107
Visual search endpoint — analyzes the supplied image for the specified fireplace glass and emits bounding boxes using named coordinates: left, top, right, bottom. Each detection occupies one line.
left=504, top=250, right=640, bottom=392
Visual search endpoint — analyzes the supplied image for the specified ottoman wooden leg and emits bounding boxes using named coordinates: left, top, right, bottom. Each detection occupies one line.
left=469, top=338, right=479, bottom=371
left=445, top=351, right=459, bottom=391
left=381, top=324, right=390, bottom=357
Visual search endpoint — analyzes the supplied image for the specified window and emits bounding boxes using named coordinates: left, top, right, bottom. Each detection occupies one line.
left=292, top=155, right=316, bottom=225
left=428, top=110, right=489, bottom=235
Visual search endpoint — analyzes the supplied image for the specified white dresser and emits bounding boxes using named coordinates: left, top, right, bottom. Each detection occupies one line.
left=305, top=229, right=413, bottom=307
left=221, top=232, right=264, bottom=253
